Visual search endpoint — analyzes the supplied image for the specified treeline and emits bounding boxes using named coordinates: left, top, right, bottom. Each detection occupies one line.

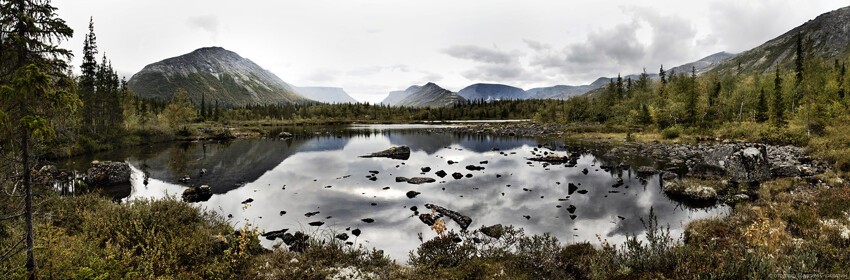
left=217, top=99, right=560, bottom=122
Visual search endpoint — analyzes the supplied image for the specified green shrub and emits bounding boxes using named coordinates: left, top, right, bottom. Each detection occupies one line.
left=661, top=126, right=681, bottom=139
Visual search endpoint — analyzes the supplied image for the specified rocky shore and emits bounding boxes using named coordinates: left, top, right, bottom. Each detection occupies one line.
left=434, top=123, right=828, bottom=205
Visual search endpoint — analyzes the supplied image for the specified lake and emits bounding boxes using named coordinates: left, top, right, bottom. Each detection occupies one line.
left=59, top=125, right=728, bottom=261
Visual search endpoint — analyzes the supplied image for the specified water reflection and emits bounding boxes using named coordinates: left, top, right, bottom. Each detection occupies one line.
left=61, top=127, right=727, bottom=261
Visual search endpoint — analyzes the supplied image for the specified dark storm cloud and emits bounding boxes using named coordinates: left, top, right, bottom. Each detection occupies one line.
left=442, top=45, right=516, bottom=64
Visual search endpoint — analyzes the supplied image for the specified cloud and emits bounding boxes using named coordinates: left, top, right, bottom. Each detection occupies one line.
left=303, top=68, right=341, bottom=83
left=461, top=63, right=525, bottom=81
left=523, top=39, right=551, bottom=52
left=420, top=72, right=444, bottom=83
left=347, top=64, right=410, bottom=76
left=442, top=45, right=516, bottom=64
left=188, top=15, right=220, bottom=42
left=527, top=8, right=699, bottom=82
left=707, top=0, right=797, bottom=52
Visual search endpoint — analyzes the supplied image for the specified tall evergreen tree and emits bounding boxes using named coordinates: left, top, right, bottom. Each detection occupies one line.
left=200, top=91, right=206, bottom=120
left=794, top=32, right=804, bottom=108
left=0, top=0, right=76, bottom=277
left=80, top=17, right=97, bottom=130
left=685, top=66, right=698, bottom=124
left=755, top=88, right=768, bottom=123
left=773, top=68, right=785, bottom=127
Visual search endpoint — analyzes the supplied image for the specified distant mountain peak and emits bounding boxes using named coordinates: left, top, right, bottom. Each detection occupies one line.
left=383, top=82, right=464, bottom=108
left=128, top=46, right=306, bottom=107
left=458, top=83, right=526, bottom=101
left=294, top=86, right=358, bottom=103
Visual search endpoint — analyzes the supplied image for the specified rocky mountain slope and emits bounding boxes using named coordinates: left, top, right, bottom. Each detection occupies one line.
left=712, top=6, right=850, bottom=74
left=392, top=82, right=465, bottom=108
left=294, top=86, right=358, bottom=103
left=128, top=47, right=307, bottom=107
left=381, top=85, right=421, bottom=106
left=458, top=83, right=527, bottom=101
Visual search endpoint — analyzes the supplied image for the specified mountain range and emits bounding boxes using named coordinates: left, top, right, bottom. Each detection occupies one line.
left=127, top=5, right=850, bottom=108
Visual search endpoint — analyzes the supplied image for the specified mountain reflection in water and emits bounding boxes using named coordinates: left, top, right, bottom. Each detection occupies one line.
left=61, top=126, right=728, bottom=261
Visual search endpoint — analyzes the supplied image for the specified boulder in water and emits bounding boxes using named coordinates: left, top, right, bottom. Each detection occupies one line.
left=85, top=161, right=131, bottom=187
left=182, top=185, right=212, bottom=203
left=360, top=146, right=411, bottom=160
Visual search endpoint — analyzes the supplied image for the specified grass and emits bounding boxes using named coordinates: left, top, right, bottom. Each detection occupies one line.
left=1, top=174, right=849, bottom=279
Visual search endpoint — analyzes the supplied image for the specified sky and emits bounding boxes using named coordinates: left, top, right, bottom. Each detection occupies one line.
left=54, top=0, right=849, bottom=103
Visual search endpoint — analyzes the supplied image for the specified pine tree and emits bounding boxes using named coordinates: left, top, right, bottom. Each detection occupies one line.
left=659, top=65, right=667, bottom=85
left=794, top=32, right=804, bottom=108
left=637, top=68, right=649, bottom=91
left=638, top=103, right=652, bottom=125
left=80, top=17, right=97, bottom=131
left=615, top=74, right=623, bottom=98
left=0, top=0, right=76, bottom=277
left=836, top=60, right=847, bottom=101
left=755, top=88, right=768, bottom=123
left=214, top=100, right=220, bottom=121
left=685, top=66, right=698, bottom=124
left=773, top=68, right=784, bottom=127
left=200, top=91, right=206, bottom=120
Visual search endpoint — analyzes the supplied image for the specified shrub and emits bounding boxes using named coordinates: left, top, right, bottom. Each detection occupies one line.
left=661, top=126, right=681, bottom=139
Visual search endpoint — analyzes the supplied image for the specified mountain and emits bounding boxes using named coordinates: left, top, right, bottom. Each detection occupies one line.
left=381, top=85, right=421, bottom=105
left=393, top=82, right=465, bottom=108
left=669, top=51, right=737, bottom=75
left=526, top=85, right=589, bottom=100
left=294, top=86, right=358, bottom=103
left=458, top=83, right=527, bottom=101
left=128, top=47, right=307, bottom=107
left=712, top=6, right=850, bottom=74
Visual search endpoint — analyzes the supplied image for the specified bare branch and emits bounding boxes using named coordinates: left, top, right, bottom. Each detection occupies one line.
left=0, top=211, right=24, bottom=220
left=0, top=237, right=25, bottom=263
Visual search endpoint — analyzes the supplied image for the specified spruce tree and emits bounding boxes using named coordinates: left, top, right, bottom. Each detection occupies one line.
left=773, top=68, right=784, bottom=127
left=755, top=88, right=768, bottom=123
left=794, top=32, right=804, bottom=108
left=685, top=66, right=698, bottom=124
left=0, top=0, right=76, bottom=277
left=80, top=17, right=97, bottom=130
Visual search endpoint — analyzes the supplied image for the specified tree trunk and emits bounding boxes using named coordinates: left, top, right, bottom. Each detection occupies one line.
left=21, top=107, right=35, bottom=280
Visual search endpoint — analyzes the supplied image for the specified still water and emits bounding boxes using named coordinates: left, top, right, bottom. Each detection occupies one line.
left=61, top=125, right=727, bottom=260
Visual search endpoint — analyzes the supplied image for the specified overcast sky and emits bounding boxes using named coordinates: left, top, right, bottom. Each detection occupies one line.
left=55, top=0, right=848, bottom=103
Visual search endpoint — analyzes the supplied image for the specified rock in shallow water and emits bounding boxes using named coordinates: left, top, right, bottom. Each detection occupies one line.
left=85, top=161, right=131, bottom=187
left=182, top=185, right=212, bottom=203
left=425, top=203, right=472, bottom=230
left=360, top=146, right=411, bottom=160
left=406, top=191, right=421, bottom=198
left=663, top=179, right=719, bottom=202
left=406, top=177, right=436, bottom=184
